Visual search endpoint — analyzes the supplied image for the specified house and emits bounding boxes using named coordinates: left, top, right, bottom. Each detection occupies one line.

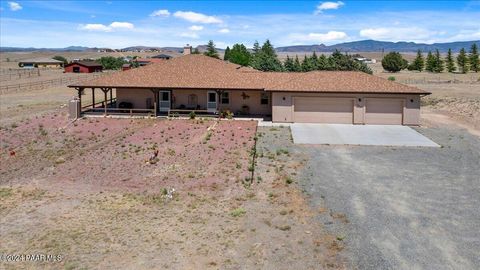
left=355, top=57, right=377, bottom=64
left=134, top=58, right=168, bottom=66
left=151, top=54, right=172, bottom=60
left=69, top=52, right=429, bottom=125
left=18, top=58, right=63, bottom=69
left=64, top=61, right=103, bottom=73
left=122, top=64, right=132, bottom=71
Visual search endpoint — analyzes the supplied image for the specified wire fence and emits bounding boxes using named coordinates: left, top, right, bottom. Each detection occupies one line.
left=0, top=73, right=104, bottom=95
left=0, top=69, right=41, bottom=82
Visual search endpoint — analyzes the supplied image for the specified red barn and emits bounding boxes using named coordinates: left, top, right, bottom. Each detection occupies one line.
left=64, top=61, right=103, bottom=73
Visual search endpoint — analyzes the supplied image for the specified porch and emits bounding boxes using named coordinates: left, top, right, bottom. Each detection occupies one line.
left=74, top=87, right=272, bottom=118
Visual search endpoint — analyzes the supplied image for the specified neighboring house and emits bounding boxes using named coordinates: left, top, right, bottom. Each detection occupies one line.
left=355, top=57, right=377, bottom=64
left=151, top=54, right=172, bottom=60
left=64, top=61, right=103, bottom=73
left=69, top=53, right=429, bottom=125
left=122, top=64, right=132, bottom=71
left=18, top=58, right=63, bottom=69
left=134, top=58, right=167, bottom=66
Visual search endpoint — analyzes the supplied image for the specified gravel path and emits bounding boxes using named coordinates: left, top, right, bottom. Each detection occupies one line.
left=267, top=126, right=480, bottom=269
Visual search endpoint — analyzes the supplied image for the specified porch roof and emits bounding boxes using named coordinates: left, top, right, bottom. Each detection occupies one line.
left=69, top=54, right=429, bottom=95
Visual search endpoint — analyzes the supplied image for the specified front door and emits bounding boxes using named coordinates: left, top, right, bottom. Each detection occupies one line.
left=159, top=91, right=171, bottom=112
left=207, top=91, right=217, bottom=112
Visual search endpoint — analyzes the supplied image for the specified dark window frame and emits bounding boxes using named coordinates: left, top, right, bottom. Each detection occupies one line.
left=220, top=92, right=230, bottom=104
left=260, top=93, right=269, bottom=105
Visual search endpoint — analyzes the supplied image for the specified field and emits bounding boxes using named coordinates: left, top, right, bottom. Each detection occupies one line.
left=0, top=51, right=479, bottom=269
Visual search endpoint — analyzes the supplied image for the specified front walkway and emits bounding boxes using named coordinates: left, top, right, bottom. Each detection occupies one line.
left=290, top=123, right=440, bottom=147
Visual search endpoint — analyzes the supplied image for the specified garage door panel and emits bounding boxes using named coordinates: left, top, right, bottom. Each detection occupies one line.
left=365, top=99, right=403, bottom=125
left=294, top=97, right=353, bottom=124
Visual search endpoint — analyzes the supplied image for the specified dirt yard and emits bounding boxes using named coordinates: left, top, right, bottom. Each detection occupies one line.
left=0, top=111, right=343, bottom=269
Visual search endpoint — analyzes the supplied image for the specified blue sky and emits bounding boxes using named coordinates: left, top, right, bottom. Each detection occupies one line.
left=1, top=1, right=479, bottom=48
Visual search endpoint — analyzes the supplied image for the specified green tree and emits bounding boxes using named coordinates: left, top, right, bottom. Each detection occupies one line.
left=293, top=55, right=302, bottom=72
left=316, top=54, right=329, bottom=70
left=445, top=48, right=456, bottom=73
left=425, top=51, right=436, bottom=72
left=223, top=46, right=231, bottom=61
left=283, top=55, right=295, bottom=71
left=98, top=56, right=126, bottom=70
left=204, top=40, right=219, bottom=59
left=250, top=39, right=283, bottom=71
left=382, top=52, right=407, bottom=72
left=469, top=43, right=479, bottom=72
left=433, top=49, right=444, bottom=73
left=457, top=48, right=469, bottom=73
left=408, top=50, right=424, bottom=71
left=310, top=51, right=319, bottom=69
left=330, top=50, right=372, bottom=74
left=53, top=55, right=68, bottom=65
left=227, top=44, right=251, bottom=66
left=301, top=55, right=315, bottom=71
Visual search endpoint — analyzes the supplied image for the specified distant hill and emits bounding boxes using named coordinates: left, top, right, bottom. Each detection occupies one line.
left=276, top=40, right=480, bottom=53
left=2, top=40, right=478, bottom=53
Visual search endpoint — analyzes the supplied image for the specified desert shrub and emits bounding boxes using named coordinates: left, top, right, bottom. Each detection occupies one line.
left=189, top=111, right=196, bottom=119
left=388, top=76, right=396, bottom=81
left=230, top=208, right=246, bottom=217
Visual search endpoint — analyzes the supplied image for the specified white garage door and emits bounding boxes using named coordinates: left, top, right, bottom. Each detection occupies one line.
left=293, top=97, right=353, bottom=124
left=365, top=98, right=404, bottom=125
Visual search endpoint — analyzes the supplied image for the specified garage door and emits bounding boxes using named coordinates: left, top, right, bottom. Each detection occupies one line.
left=293, top=97, right=353, bottom=123
left=365, top=98, right=403, bottom=125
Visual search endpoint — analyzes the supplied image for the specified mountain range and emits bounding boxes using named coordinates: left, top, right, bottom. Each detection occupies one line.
left=1, top=40, right=478, bottom=53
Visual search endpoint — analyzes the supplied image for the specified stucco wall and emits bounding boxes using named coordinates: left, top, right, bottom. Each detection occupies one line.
left=116, top=88, right=272, bottom=115
left=272, top=92, right=422, bottom=125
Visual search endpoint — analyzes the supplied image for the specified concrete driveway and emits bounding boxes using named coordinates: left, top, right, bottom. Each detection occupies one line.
left=291, top=123, right=439, bottom=147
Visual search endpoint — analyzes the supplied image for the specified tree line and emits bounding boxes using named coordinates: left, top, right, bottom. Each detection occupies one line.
left=382, top=43, right=479, bottom=73
left=202, top=40, right=373, bottom=74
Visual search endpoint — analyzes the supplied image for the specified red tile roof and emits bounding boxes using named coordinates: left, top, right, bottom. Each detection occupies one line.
left=69, top=54, right=429, bottom=95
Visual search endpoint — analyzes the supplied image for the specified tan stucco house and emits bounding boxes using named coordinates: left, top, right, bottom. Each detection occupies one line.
left=69, top=52, right=430, bottom=125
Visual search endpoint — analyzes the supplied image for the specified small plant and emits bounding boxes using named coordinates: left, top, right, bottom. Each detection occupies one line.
left=285, top=176, right=293, bottom=184
left=388, top=76, right=396, bottom=81
left=230, top=207, right=246, bottom=217
left=189, top=111, right=196, bottom=119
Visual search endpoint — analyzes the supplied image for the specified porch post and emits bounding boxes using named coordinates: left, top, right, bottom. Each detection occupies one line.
left=215, top=90, right=224, bottom=116
left=75, top=87, right=83, bottom=110
left=91, top=88, right=95, bottom=108
left=100, top=88, right=110, bottom=116
left=110, top=89, right=113, bottom=105
left=150, top=89, right=159, bottom=117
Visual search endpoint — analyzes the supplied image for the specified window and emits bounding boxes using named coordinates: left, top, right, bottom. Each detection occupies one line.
left=208, top=92, right=216, bottom=103
left=260, top=93, right=269, bottom=105
left=221, top=92, right=229, bottom=104
left=161, top=92, right=169, bottom=101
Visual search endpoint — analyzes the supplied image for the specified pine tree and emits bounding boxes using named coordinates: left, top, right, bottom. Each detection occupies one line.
left=445, top=48, right=456, bottom=73
left=223, top=46, right=231, bottom=61
left=250, top=39, right=283, bottom=71
left=457, top=48, right=469, bottom=73
left=433, top=49, right=444, bottom=73
left=204, top=40, right=219, bottom=59
left=317, top=54, right=329, bottom=70
left=311, top=52, right=319, bottom=69
left=469, top=43, right=479, bottom=72
left=409, top=50, right=424, bottom=71
left=283, top=55, right=295, bottom=71
left=301, top=55, right=315, bottom=71
left=227, top=44, right=251, bottom=66
left=252, top=41, right=261, bottom=56
left=293, top=55, right=302, bottom=72
left=425, top=51, right=436, bottom=72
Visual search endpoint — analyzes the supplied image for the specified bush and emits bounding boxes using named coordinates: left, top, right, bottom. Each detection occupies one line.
left=189, top=111, right=196, bottom=119
left=382, top=52, right=407, bottom=73
left=388, top=76, right=396, bottom=81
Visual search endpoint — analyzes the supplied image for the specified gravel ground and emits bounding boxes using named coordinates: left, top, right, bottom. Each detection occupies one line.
left=263, top=126, right=480, bottom=269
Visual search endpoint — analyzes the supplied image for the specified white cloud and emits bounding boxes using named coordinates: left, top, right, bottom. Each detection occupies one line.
left=109, top=22, right=134, bottom=29
left=179, top=32, right=199, bottom=39
left=359, top=27, right=433, bottom=42
left=78, top=22, right=134, bottom=32
left=218, top=28, right=230, bottom=33
left=290, top=31, right=348, bottom=43
left=173, top=11, right=222, bottom=24
left=315, top=1, right=344, bottom=14
left=150, top=9, right=170, bottom=17
left=188, top=25, right=203, bottom=31
left=8, top=2, right=22, bottom=11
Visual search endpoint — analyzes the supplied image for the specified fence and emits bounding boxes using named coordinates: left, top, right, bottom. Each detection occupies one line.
left=0, top=69, right=41, bottom=81
left=0, top=73, right=105, bottom=95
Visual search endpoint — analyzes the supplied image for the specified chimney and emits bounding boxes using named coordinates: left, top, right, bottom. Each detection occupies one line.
left=183, top=44, right=192, bottom=55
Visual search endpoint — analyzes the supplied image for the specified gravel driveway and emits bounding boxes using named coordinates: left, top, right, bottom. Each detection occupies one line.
left=267, top=126, right=480, bottom=269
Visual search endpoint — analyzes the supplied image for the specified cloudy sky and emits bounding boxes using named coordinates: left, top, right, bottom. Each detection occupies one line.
left=1, top=0, right=479, bottom=48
